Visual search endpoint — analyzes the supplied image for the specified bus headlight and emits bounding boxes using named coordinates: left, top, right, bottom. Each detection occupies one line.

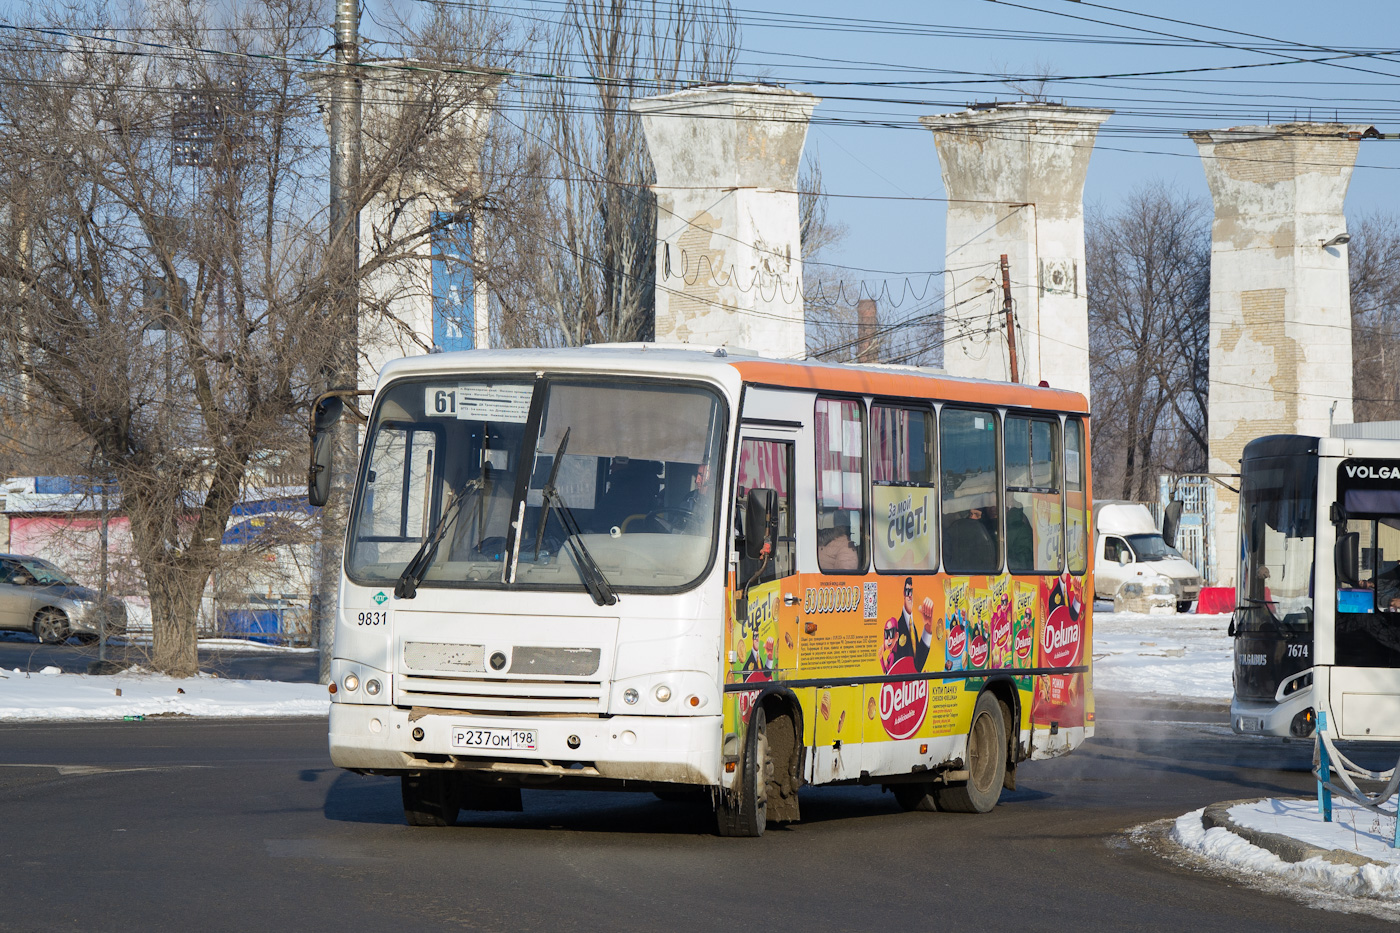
left=623, top=688, right=640, bottom=705
left=653, top=685, right=672, bottom=703
left=365, top=679, right=381, bottom=696
left=343, top=673, right=360, bottom=692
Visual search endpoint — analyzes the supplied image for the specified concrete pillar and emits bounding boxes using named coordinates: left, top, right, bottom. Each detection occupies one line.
left=633, top=85, right=819, bottom=359
left=1189, top=123, right=1374, bottom=587
left=313, top=65, right=498, bottom=386
left=921, top=104, right=1111, bottom=400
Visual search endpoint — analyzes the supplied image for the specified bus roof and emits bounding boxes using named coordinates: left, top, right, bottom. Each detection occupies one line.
left=375, top=346, right=1089, bottom=414
left=729, top=358, right=1088, bottom=413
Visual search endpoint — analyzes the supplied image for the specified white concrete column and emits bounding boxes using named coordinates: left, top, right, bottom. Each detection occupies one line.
left=1189, top=123, right=1373, bottom=587
left=314, top=65, right=498, bottom=386
left=921, top=104, right=1111, bottom=400
left=633, top=85, right=819, bottom=359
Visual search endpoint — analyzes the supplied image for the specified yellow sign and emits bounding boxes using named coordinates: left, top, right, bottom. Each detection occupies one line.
left=872, top=485, right=937, bottom=572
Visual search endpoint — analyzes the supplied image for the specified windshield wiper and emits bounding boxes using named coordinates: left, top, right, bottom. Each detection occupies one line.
left=1237, top=595, right=1277, bottom=607
left=540, top=483, right=618, bottom=607
left=529, top=429, right=616, bottom=606
left=394, top=475, right=487, bottom=599
left=534, top=428, right=569, bottom=559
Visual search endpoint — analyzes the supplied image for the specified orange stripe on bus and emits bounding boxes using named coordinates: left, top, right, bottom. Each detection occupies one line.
left=728, top=360, right=1090, bottom=414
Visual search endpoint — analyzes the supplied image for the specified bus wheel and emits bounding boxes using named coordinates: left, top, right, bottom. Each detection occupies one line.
left=892, top=782, right=939, bottom=812
left=933, top=692, right=1007, bottom=814
left=715, top=707, right=768, bottom=837
left=402, top=772, right=462, bottom=827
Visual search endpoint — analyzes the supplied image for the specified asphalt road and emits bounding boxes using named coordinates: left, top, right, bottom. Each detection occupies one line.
left=3, top=694, right=1398, bottom=933
left=0, top=632, right=320, bottom=682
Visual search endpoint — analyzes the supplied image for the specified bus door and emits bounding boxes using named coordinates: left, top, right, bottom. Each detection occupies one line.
left=1329, top=458, right=1400, bottom=740
left=727, top=429, right=801, bottom=744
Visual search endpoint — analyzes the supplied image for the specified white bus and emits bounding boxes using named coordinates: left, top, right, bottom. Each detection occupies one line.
left=1231, top=426, right=1400, bottom=741
left=312, top=346, right=1095, bottom=835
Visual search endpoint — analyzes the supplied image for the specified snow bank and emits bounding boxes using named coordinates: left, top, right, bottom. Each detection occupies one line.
left=1172, top=804, right=1400, bottom=901
left=0, top=666, right=329, bottom=721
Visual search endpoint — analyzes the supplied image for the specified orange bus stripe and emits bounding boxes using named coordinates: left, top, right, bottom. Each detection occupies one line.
left=728, top=360, right=1089, bottom=414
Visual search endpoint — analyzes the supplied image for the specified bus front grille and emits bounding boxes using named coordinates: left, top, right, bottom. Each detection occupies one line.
left=395, top=674, right=607, bottom=713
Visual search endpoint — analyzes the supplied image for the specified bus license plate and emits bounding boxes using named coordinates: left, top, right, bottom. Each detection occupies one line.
left=1236, top=716, right=1263, bottom=733
left=451, top=727, right=538, bottom=751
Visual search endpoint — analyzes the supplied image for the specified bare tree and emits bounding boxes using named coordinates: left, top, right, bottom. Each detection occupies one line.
left=1349, top=212, right=1400, bottom=422
left=997, top=59, right=1061, bottom=105
left=800, top=153, right=864, bottom=361
left=0, top=0, right=509, bottom=674
left=528, top=0, right=739, bottom=347
left=1086, top=183, right=1211, bottom=499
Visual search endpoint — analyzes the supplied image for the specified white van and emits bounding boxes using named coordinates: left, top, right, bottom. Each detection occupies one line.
left=1094, top=500, right=1202, bottom=612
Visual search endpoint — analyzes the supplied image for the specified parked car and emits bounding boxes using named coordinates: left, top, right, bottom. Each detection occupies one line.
left=0, top=554, right=128, bottom=644
left=1094, top=501, right=1202, bottom=612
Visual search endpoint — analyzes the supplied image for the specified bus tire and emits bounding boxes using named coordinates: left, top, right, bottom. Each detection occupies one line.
left=402, top=772, right=462, bottom=827
left=933, top=691, right=1007, bottom=814
left=715, top=707, right=768, bottom=837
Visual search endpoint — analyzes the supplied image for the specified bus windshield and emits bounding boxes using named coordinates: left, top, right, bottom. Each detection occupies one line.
left=346, top=376, right=726, bottom=593
left=1237, top=454, right=1317, bottom=635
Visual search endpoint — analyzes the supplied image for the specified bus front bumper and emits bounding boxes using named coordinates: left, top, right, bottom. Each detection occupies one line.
left=329, top=703, right=723, bottom=786
left=1230, top=688, right=1314, bottom=738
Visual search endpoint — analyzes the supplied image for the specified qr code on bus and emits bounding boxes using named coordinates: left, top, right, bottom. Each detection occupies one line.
left=863, top=582, right=878, bottom=620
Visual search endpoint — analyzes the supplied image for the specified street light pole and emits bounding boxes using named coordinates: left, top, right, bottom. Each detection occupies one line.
left=316, top=0, right=361, bottom=684
left=98, top=468, right=110, bottom=665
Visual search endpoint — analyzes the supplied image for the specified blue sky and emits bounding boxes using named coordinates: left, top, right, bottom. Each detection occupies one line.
left=725, top=1, right=1400, bottom=304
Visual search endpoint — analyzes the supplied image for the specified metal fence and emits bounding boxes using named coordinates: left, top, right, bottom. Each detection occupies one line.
left=1153, top=474, right=1219, bottom=586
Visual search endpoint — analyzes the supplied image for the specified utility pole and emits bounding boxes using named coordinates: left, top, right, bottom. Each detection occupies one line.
left=1000, top=254, right=1019, bottom=384
left=317, top=0, right=362, bottom=684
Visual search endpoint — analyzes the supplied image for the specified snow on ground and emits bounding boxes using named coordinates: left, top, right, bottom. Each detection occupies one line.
left=1093, top=609, right=1233, bottom=701
left=1172, top=804, right=1400, bottom=902
left=0, top=665, right=329, bottom=721
left=1231, top=798, right=1400, bottom=867
left=125, top=636, right=317, bottom=654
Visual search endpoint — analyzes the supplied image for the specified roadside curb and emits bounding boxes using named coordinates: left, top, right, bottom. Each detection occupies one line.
left=1201, top=798, right=1382, bottom=868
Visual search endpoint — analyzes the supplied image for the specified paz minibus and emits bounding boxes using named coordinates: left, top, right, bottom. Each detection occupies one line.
left=1231, top=426, right=1400, bottom=742
left=311, top=345, right=1094, bottom=836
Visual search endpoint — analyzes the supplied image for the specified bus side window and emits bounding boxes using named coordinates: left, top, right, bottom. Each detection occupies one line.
left=1065, top=418, right=1088, bottom=574
left=736, top=438, right=794, bottom=585
left=871, top=404, right=937, bottom=573
left=815, top=398, right=867, bottom=573
left=1005, top=415, right=1062, bottom=573
left=940, top=407, right=1000, bottom=573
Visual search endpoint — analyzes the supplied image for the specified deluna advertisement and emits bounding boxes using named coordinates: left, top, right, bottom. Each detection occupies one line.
left=726, top=557, right=1092, bottom=749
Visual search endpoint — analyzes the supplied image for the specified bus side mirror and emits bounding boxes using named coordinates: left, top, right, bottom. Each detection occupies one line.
left=1336, top=531, right=1360, bottom=588
left=744, top=488, right=778, bottom=561
left=314, top=395, right=344, bottom=433
left=1117, top=552, right=1129, bottom=566
left=308, top=396, right=345, bottom=507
